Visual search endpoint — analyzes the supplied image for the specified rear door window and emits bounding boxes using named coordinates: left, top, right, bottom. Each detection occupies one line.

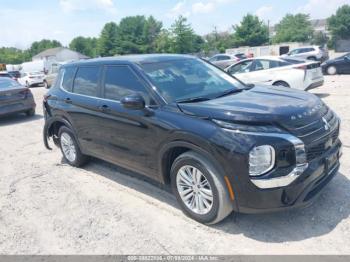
left=227, top=60, right=253, bottom=74
left=73, top=66, right=100, bottom=97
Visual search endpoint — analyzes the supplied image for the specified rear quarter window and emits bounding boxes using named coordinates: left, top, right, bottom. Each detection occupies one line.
left=61, top=67, right=77, bottom=92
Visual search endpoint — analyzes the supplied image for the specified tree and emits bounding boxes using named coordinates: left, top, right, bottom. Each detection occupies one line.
left=143, top=16, right=163, bottom=53
left=273, top=14, right=313, bottom=43
left=233, top=14, right=268, bottom=47
left=155, top=29, right=173, bottom=53
left=29, top=39, right=62, bottom=57
left=328, top=5, right=350, bottom=40
left=203, top=28, right=234, bottom=54
left=98, top=22, right=119, bottom=56
left=311, top=31, right=328, bottom=46
left=170, top=16, right=197, bottom=53
left=0, top=47, right=29, bottom=64
left=69, top=36, right=98, bottom=57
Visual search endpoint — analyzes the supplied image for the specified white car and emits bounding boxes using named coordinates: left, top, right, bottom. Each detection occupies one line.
left=225, top=56, right=324, bottom=91
left=209, top=53, right=247, bottom=69
left=18, top=72, right=45, bottom=87
left=284, top=46, right=329, bottom=62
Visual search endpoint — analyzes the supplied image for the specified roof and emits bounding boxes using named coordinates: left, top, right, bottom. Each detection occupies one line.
left=310, top=19, right=327, bottom=28
left=65, top=54, right=195, bottom=67
left=32, top=47, right=89, bottom=59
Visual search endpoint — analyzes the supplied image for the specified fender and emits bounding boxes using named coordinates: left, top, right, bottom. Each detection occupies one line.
left=43, top=116, right=75, bottom=150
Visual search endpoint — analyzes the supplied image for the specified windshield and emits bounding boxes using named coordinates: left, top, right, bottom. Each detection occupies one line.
left=140, top=58, right=245, bottom=103
left=0, top=78, right=21, bottom=89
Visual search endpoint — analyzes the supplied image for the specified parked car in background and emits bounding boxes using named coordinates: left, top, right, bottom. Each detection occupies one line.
left=225, top=56, right=324, bottom=91
left=209, top=53, right=247, bottom=69
left=44, top=62, right=64, bottom=89
left=43, top=54, right=341, bottom=224
left=0, top=77, right=36, bottom=117
left=285, top=46, right=329, bottom=62
left=321, top=52, right=350, bottom=75
left=18, top=72, right=45, bottom=87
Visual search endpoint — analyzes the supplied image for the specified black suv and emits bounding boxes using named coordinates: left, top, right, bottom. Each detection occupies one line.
left=43, top=55, right=342, bottom=224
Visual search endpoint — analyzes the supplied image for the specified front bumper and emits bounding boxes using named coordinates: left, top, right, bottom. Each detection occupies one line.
left=237, top=141, right=342, bottom=214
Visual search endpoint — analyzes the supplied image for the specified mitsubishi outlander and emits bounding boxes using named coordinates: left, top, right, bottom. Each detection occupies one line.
left=43, top=55, right=342, bottom=224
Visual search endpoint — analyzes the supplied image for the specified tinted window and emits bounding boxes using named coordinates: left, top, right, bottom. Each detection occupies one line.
left=253, top=59, right=280, bottom=71
left=73, top=67, right=99, bottom=96
left=61, top=67, right=76, bottom=92
left=217, top=55, right=231, bottom=61
left=103, top=66, right=149, bottom=102
left=228, top=60, right=253, bottom=74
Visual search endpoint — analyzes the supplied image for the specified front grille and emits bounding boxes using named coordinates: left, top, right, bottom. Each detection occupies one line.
left=286, top=105, right=340, bottom=162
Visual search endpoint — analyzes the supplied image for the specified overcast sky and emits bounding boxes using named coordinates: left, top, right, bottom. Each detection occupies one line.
left=0, top=0, right=349, bottom=49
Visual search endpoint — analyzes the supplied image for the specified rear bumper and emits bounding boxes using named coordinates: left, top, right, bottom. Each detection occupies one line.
left=0, top=98, right=36, bottom=116
left=236, top=142, right=342, bottom=214
left=305, top=80, right=324, bottom=91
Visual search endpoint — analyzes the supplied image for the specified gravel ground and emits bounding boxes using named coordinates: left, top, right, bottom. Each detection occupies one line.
left=0, top=75, right=349, bottom=255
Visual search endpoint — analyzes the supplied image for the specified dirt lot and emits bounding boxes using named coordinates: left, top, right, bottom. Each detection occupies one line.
left=0, top=75, right=349, bottom=255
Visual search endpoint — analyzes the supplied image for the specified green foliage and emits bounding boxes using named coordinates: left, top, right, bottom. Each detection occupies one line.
left=69, top=36, right=98, bottom=58
left=328, top=4, right=350, bottom=40
left=233, top=14, right=269, bottom=47
left=311, top=31, right=328, bottom=46
left=98, top=22, right=119, bottom=56
left=0, top=47, right=30, bottom=64
left=155, top=29, right=173, bottom=53
left=203, top=28, right=234, bottom=54
left=142, top=16, right=163, bottom=53
left=28, top=39, right=62, bottom=57
left=273, top=14, right=313, bottom=43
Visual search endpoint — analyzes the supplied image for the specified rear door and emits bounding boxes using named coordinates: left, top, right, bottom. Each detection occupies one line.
left=97, top=64, right=159, bottom=177
left=60, top=65, right=104, bottom=156
left=247, top=59, right=281, bottom=84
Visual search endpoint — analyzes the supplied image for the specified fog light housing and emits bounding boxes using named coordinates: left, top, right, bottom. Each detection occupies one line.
left=249, top=145, right=275, bottom=176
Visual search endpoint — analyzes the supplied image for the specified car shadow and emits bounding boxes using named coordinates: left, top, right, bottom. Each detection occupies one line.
left=72, top=157, right=350, bottom=243
left=0, top=113, right=43, bottom=127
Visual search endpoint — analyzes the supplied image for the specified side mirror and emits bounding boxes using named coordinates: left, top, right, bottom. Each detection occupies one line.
left=121, top=93, right=145, bottom=110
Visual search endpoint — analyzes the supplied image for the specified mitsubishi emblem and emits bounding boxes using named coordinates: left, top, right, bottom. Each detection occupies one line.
left=322, top=117, right=330, bottom=131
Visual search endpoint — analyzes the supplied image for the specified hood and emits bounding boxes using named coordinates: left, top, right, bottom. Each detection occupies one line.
left=177, top=85, right=324, bottom=127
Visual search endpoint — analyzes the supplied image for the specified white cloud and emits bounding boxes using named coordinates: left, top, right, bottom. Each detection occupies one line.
left=255, top=5, right=273, bottom=20
left=167, top=1, right=191, bottom=18
left=59, top=0, right=116, bottom=14
left=297, top=0, right=349, bottom=18
left=192, top=2, right=215, bottom=14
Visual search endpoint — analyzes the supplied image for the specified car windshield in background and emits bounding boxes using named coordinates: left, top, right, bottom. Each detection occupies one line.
left=140, top=58, right=245, bottom=103
left=0, top=78, right=21, bottom=89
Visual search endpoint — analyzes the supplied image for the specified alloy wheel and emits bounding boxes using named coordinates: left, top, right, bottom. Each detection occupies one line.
left=60, top=132, right=77, bottom=162
left=176, top=165, right=213, bottom=215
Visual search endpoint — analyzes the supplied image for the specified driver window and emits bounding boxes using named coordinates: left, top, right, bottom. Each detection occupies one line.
left=228, top=60, right=253, bottom=75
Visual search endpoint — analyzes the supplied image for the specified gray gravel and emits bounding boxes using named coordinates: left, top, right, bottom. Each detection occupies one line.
left=0, top=75, right=349, bottom=254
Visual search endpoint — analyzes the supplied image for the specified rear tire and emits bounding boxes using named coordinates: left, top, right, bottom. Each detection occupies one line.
left=170, top=151, right=233, bottom=225
left=273, top=81, right=290, bottom=88
left=26, top=108, right=35, bottom=117
left=43, top=80, right=49, bottom=89
left=58, top=126, right=89, bottom=167
left=327, top=66, right=337, bottom=75
left=307, top=56, right=317, bottom=61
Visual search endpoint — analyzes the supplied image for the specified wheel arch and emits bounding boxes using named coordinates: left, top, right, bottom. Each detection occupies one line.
left=44, top=116, right=76, bottom=150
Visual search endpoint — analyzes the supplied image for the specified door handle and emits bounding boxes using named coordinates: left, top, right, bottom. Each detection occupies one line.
left=64, top=98, right=72, bottom=104
left=99, top=104, right=111, bottom=112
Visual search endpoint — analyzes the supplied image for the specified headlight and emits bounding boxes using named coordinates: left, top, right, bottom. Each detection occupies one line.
left=249, top=145, right=275, bottom=176
left=212, top=119, right=284, bottom=133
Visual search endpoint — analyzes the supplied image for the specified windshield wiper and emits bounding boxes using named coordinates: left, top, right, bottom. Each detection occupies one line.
left=215, top=88, right=244, bottom=99
left=176, top=96, right=212, bottom=103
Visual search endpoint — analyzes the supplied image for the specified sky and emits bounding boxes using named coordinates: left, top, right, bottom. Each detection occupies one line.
left=0, top=0, right=349, bottom=49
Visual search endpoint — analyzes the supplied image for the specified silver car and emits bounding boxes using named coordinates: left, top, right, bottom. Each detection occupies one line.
left=285, top=46, right=329, bottom=62
left=209, top=53, right=247, bottom=69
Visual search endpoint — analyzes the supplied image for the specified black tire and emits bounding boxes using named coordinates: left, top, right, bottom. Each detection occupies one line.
left=43, top=80, right=49, bottom=89
left=273, top=81, right=290, bottom=88
left=26, top=108, right=35, bottom=116
left=170, top=151, right=233, bottom=225
left=58, top=126, right=89, bottom=167
left=25, top=81, right=29, bottom=88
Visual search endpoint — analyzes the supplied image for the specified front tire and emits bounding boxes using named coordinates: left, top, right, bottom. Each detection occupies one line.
left=171, top=151, right=233, bottom=224
left=327, top=66, right=337, bottom=75
left=58, top=126, right=89, bottom=167
left=26, top=108, right=35, bottom=116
